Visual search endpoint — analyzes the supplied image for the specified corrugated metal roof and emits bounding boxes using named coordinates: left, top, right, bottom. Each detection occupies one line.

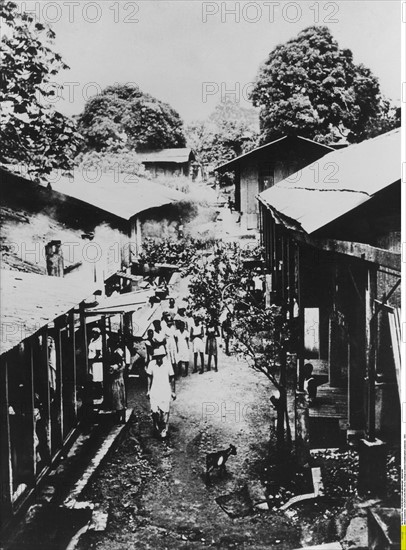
left=137, top=148, right=194, bottom=163
left=258, top=129, right=400, bottom=234
left=0, top=269, right=98, bottom=354
left=0, top=164, right=186, bottom=221
left=50, top=170, right=186, bottom=220
left=89, top=289, right=153, bottom=314
left=215, top=135, right=334, bottom=171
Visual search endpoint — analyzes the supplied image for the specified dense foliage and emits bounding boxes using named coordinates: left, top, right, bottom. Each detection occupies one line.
left=75, top=149, right=146, bottom=178
left=186, top=98, right=259, bottom=168
left=138, top=236, right=216, bottom=272
left=250, top=26, right=399, bottom=145
left=187, top=242, right=292, bottom=448
left=77, top=83, right=186, bottom=153
left=0, top=1, right=82, bottom=180
left=187, top=243, right=289, bottom=385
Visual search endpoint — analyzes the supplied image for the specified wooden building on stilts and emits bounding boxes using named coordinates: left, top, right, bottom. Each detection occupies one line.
left=0, top=270, right=156, bottom=533
left=257, top=130, right=401, bottom=487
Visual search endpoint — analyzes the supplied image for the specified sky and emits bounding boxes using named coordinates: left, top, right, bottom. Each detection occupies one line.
left=22, top=1, right=402, bottom=124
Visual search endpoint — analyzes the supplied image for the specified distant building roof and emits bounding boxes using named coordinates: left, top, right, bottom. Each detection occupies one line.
left=137, top=148, right=195, bottom=164
left=0, top=269, right=97, bottom=354
left=1, top=165, right=186, bottom=221
left=215, top=135, right=334, bottom=172
left=257, top=129, right=400, bottom=234
left=47, top=170, right=186, bottom=220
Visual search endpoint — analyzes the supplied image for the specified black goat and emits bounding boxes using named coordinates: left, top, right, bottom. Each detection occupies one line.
left=206, top=444, right=237, bottom=477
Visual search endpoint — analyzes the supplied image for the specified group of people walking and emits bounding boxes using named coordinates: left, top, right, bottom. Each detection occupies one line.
left=143, top=299, right=232, bottom=439
left=86, top=298, right=234, bottom=439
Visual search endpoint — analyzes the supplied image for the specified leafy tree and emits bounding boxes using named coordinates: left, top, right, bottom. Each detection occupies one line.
left=187, top=243, right=292, bottom=452
left=77, top=83, right=186, bottom=153
left=364, top=98, right=401, bottom=140
left=0, top=1, right=82, bottom=180
left=186, top=98, right=259, bottom=167
left=250, top=26, right=399, bottom=144
left=75, top=149, right=146, bottom=178
left=138, top=236, right=215, bottom=271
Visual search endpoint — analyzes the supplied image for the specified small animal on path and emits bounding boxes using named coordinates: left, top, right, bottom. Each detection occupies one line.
left=206, top=444, right=237, bottom=478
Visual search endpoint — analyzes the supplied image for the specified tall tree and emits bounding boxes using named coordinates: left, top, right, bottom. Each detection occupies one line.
left=77, top=83, right=186, bottom=153
left=186, top=98, right=259, bottom=166
left=187, top=243, right=292, bottom=454
left=250, top=26, right=398, bottom=145
left=0, top=1, right=82, bottom=180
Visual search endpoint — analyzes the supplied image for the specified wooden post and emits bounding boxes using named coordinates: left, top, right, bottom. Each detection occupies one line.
left=40, top=327, right=52, bottom=464
left=102, top=316, right=108, bottom=406
left=281, top=232, right=286, bottom=302
left=69, top=310, right=77, bottom=423
left=79, top=302, right=89, bottom=376
left=136, top=218, right=142, bottom=260
left=297, top=245, right=305, bottom=381
left=366, top=266, right=378, bottom=442
left=54, top=318, right=64, bottom=447
left=358, top=267, right=387, bottom=497
left=286, top=238, right=292, bottom=318
left=27, top=340, right=36, bottom=481
left=347, top=265, right=366, bottom=432
left=272, top=217, right=277, bottom=293
left=267, top=212, right=273, bottom=281
left=0, top=357, right=13, bottom=528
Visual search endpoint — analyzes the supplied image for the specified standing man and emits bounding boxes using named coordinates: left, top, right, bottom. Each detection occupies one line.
left=221, top=313, right=233, bottom=356
left=190, top=316, right=205, bottom=374
left=88, top=327, right=103, bottom=402
left=174, top=320, right=190, bottom=377
left=146, top=351, right=176, bottom=439
left=168, top=298, right=177, bottom=321
left=175, top=306, right=189, bottom=331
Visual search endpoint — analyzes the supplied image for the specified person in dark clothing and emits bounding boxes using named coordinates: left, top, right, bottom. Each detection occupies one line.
left=221, top=313, right=233, bottom=356
left=206, top=319, right=220, bottom=372
left=108, top=345, right=126, bottom=424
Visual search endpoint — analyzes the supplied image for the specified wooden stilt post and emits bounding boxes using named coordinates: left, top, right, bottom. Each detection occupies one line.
left=69, top=310, right=77, bottom=424
left=0, top=357, right=13, bottom=529
left=297, top=245, right=305, bottom=385
left=40, top=327, right=52, bottom=464
left=102, top=316, right=109, bottom=406
left=27, top=340, right=36, bottom=481
left=366, top=266, right=378, bottom=442
left=295, top=243, right=309, bottom=461
left=54, top=317, right=64, bottom=447
left=359, top=264, right=386, bottom=497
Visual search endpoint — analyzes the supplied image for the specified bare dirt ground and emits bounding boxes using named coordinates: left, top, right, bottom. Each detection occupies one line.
left=77, top=350, right=301, bottom=550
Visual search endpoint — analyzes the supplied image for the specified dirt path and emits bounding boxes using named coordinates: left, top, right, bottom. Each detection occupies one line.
left=78, top=350, right=301, bottom=549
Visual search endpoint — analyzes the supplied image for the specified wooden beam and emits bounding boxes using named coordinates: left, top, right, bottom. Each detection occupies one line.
left=258, top=203, right=401, bottom=271
left=305, top=237, right=401, bottom=271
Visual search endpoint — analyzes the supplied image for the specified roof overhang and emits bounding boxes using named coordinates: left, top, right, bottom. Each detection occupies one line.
left=215, top=135, right=334, bottom=172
